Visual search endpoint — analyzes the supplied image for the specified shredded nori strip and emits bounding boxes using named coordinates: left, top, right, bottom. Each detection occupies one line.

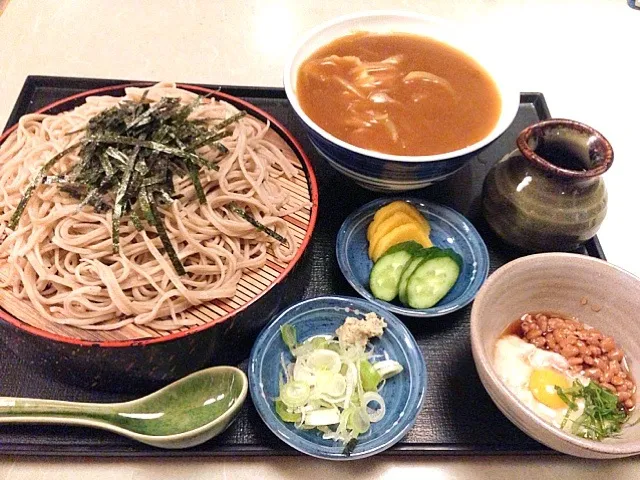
left=189, top=130, right=232, bottom=151
left=229, top=203, right=288, bottom=246
left=215, top=111, right=246, bottom=130
left=86, top=134, right=219, bottom=171
left=58, top=184, right=86, bottom=200
left=342, top=438, right=358, bottom=457
left=99, top=152, right=115, bottom=178
left=188, top=161, right=206, bottom=204
left=42, top=175, right=70, bottom=185
left=214, top=142, right=229, bottom=155
left=8, top=92, right=282, bottom=274
left=139, top=187, right=185, bottom=276
left=129, top=209, right=144, bottom=231
left=8, top=143, right=81, bottom=229
left=78, top=186, right=102, bottom=211
left=111, top=150, right=137, bottom=253
left=59, top=184, right=111, bottom=213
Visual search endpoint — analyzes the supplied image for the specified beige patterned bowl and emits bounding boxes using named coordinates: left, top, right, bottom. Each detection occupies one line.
left=470, top=253, right=640, bottom=458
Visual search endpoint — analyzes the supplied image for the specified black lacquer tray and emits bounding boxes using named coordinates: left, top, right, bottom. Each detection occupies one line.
left=0, top=76, right=605, bottom=457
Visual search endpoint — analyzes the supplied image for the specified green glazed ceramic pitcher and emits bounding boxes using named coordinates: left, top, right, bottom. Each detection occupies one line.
left=482, top=119, right=613, bottom=252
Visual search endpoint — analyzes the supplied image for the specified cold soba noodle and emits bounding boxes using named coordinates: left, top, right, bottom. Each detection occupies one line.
left=0, top=83, right=308, bottom=332
left=297, top=32, right=502, bottom=156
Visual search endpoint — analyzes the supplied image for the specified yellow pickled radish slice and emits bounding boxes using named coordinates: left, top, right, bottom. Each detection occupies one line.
left=367, top=201, right=431, bottom=242
left=368, top=212, right=421, bottom=259
left=371, top=223, right=432, bottom=262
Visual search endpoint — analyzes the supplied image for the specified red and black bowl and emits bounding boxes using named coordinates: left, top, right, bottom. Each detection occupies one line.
left=0, top=83, right=318, bottom=393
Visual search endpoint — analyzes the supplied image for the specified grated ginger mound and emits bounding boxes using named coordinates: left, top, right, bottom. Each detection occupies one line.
left=336, top=312, right=387, bottom=348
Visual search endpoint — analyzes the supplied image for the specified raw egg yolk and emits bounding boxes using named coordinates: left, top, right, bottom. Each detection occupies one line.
left=529, top=368, right=571, bottom=409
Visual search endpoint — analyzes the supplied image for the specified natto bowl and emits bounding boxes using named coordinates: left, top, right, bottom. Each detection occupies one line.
left=471, top=253, right=640, bottom=458
left=0, top=82, right=318, bottom=393
left=283, top=10, right=520, bottom=192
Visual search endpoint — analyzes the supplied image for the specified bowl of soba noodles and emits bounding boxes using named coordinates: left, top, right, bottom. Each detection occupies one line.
left=284, top=11, right=520, bottom=191
left=0, top=82, right=318, bottom=392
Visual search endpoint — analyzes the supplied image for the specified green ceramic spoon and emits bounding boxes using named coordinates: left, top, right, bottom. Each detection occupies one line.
left=0, top=366, right=247, bottom=449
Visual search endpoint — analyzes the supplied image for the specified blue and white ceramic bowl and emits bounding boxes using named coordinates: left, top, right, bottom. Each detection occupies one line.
left=249, top=295, right=427, bottom=460
left=336, top=198, right=489, bottom=318
left=283, top=11, right=520, bottom=191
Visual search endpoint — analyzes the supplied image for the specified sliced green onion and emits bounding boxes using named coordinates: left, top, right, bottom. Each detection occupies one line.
left=308, top=336, right=329, bottom=350
left=275, top=400, right=301, bottom=423
left=359, top=360, right=382, bottom=392
left=315, top=371, right=347, bottom=398
left=280, top=381, right=310, bottom=408
left=343, top=362, right=358, bottom=409
left=275, top=315, right=401, bottom=449
left=292, top=335, right=332, bottom=357
left=557, top=379, right=629, bottom=440
left=347, top=406, right=370, bottom=435
left=280, top=324, right=297, bottom=354
left=306, top=349, right=342, bottom=373
left=373, top=360, right=404, bottom=380
left=304, top=408, right=340, bottom=427
left=293, top=362, right=316, bottom=386
left=362, top=391, right=385, bottom=423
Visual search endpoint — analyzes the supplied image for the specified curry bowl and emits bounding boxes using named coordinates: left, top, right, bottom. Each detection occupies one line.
left=471, top=253, right=640, bottom=458
left=283, top=10, right=520, bottom=191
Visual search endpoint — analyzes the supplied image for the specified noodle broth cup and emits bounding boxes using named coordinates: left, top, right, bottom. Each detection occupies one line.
left=470, top=253, right=640, bottom=459
left=284, top=11, right=520, bottom=192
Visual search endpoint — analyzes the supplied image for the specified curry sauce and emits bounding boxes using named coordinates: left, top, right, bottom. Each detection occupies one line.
left=297, top=32, right=502, bottom=156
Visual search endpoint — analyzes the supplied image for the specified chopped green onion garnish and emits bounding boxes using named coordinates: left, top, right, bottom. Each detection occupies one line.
left=274, top=314, right=403, bottom=451
left=280, top=324, right=297, bottom=354
left=280, top=381, right=311, bottom=408
left=556, top=380, right=629, bottom=441
left=359, top=360, right=382, bottom=392
left=275, top=400, right=301, bottom=423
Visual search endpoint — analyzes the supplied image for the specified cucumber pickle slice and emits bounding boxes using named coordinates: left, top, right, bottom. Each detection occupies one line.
left=397, top=247, right=436, bottom=305
left=405, top=251, right=461, bottom=309
left=369, top=241, right=462, bottom=309
left=369, top=241, right=422, bottom=301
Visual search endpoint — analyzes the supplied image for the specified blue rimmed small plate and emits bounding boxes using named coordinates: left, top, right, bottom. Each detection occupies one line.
left=248, top=295, right=427, bottom=460
left=336, top=198, right=489, bottom=318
